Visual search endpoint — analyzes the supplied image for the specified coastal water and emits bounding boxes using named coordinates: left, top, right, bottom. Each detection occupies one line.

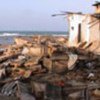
left=0, top=31, right=68, bottom=45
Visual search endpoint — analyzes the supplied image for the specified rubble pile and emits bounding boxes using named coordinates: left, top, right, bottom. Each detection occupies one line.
left=0, top=36, right=99, bottom=100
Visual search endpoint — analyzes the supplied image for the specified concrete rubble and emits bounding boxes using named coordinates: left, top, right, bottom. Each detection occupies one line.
left=0, top=36, right=99, bottom=100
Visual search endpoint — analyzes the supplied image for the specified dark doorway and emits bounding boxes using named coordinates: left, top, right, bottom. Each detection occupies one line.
left=78, top=23, right=81, bottom=43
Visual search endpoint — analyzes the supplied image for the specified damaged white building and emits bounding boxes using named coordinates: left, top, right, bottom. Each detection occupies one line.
left=68, top=2, right=100, bottom=48
left=53, top=1, right=100, bottom=54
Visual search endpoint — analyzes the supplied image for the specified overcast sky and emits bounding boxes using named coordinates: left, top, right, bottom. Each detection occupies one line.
left=0, top=0, right=97, bottom=31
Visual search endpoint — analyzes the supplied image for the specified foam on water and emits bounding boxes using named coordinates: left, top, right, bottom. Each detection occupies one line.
left=0, top=31, right=68, bottom=37
left=0, top=33, right=20, bottom=36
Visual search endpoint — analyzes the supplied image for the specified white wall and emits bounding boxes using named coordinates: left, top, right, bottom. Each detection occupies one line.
left=81, top=15, right=91, bottom=43
left=68, top=14, right=86, bottom=46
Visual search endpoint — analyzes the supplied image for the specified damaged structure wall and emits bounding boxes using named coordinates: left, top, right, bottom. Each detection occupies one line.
left=67, top=2, right=100, bottom=54
left=89, top=17, right=100, bottom=42
left=68, top=14, right=100, bottom=46
left=68, top=14, right=87, bottom=46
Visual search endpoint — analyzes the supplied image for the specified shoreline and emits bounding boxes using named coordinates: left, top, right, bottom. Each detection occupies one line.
left=0, top=31, right=68, bottom=37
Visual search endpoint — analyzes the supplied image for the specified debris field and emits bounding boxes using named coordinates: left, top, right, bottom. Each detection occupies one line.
left=0, top=36, right=99, bottom=100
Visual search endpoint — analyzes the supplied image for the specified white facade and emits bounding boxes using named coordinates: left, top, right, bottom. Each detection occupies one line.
left=66, top=2, right=100, bottom=54
left=68, top=14, right=86, bottom=46
left=67, top=14, right=100, bottom=47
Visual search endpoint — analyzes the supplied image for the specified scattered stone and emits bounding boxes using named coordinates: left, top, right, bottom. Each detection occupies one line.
left=68, top=91, right=82, bottom=99
left=22, top=47, right=29, bottom=55
left=0, top=69, right=6, bottom=79
left=0, top=36, right=99, bottom=99
left=93, top=89, right=100, bottom=97
left=67, top=54, right=78, bottom=70
left=23, top=70, right=32, bottom=78
left=29, top=46, right=43, bottom=56
left=24, top=57, right=40, bottom=67
left=19, top=93, right=36, bottom=100
left=14, top=38, right=29, bottom=46
left=88, top=73, right=95, bottom=79
left=53, top=60, right=68, bottom=73
left=31, top=82, right=46, bottom=98
left=43, top=57, right=52, bottom=72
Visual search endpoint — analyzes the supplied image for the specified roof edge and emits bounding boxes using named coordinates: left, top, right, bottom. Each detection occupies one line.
left=93, top=1, right=100, bottom=6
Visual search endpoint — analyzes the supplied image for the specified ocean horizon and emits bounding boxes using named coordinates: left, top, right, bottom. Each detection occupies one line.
left=0, top=31, right=68, bottom=37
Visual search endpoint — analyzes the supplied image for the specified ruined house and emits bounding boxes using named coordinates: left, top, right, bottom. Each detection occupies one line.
left=67, top=2, right=100, bottom=53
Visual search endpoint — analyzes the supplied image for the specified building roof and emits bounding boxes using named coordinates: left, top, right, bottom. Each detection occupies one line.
left=93, top=1, right=100, bottom=6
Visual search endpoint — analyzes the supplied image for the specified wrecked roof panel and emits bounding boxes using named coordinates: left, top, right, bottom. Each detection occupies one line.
left=92, top=13, right=100, bottom=19
left=93, top=1, right=100, bottom=6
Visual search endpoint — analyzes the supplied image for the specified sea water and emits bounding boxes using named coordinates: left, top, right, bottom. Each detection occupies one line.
left=0, top=31, right=68, bottom=44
